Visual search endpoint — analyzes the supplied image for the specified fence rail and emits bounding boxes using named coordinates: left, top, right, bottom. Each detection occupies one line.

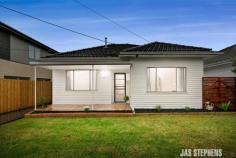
left=0, top=79, right=52, bottom=114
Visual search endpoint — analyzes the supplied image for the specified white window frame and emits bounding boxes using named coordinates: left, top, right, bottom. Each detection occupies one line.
left=147, top=67, right=187, bottom=92
left=66, top=70, right=97, bottom=91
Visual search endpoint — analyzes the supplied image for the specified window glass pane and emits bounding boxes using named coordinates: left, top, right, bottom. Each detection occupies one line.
left=177, top=68, right=185, bottom=91
left=157, top=68, right=176, bottom=92
left=115, top=89, right=125, bottom=102
left=149, top=68, right=156, bottom=91
left=34, top=48, right=40, bottom=59
left=29, top=45, right=34, bottom=59
left=66, top=71, right=74, bottom=90
left=74, top=70, right=90, bottom=90
left=115, top=74, right=125, bottom=79
left=116, top=80, right=125, bottom=87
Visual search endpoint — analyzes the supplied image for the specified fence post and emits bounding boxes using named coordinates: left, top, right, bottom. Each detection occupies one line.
left=34, top=66, right=37, bottom=111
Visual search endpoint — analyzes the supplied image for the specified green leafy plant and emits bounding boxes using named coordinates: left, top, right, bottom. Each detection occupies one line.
left=123, top=96, right=129, bottom=103
left=84, top=106, right=90, bottom=112
left=185, top=106, right=191, bottom=112
left=41, top=96, right=46, bottom=109
left=155, top=105, right=161, bottom=112
left=220, top=102, right=230, bottom=112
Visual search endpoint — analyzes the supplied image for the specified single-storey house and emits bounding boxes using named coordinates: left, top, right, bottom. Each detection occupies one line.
left=31, top=42, right=220, bottom=112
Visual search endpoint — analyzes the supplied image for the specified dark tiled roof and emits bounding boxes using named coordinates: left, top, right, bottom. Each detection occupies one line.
left=122, top=41, right=212, bottom=53
left=204, top=44, right=236, bottom=65
left=0, top=21, right=58, bottom=54
left=45, top=44, right=138, bottom=58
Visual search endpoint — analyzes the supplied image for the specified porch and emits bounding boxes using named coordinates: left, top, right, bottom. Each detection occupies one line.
left=37, top=103, right=132, bottom=112
left=33, top=64, right=132, bottom=112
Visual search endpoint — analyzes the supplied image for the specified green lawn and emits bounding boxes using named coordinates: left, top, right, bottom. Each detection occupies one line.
left=0, top=115, right=236, bottom=158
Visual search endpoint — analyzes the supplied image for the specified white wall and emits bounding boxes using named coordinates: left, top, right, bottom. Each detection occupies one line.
left=204, top=64, right=236, bottom=77
left=0, top=58, right=52, bottom=79
left=130, top=58, right=203, bottom=109
left=52, top=68, right=130, bottom=105
left=52, top=69, right=112, bottom=104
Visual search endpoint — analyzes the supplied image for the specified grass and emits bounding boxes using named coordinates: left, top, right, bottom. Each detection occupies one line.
left=0, top=115, right=236, bottom=158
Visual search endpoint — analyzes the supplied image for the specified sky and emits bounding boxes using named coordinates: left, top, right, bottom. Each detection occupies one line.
left=0, top=0, right=236, bottom=52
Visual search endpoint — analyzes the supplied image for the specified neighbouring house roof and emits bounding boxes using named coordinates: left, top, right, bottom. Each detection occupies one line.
left=44, top=44, right=138, bottom=58
left=121, top=41, right=213, bottom=55
left=0, top=21, right=58, bottom=54
left=204, top=44, right=236, bottom=65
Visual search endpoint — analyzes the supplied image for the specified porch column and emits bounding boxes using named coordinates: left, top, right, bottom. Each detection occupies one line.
left=34, top=66, right=37, bottom=111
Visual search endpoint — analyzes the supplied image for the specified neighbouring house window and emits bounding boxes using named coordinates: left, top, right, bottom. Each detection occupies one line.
left=66, top=70, right=97, bottom=91
left=147, top=67, right=186, bottom=92
left=29, top=45, right=40, bottom=59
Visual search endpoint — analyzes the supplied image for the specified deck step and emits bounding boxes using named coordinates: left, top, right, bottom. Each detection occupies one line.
left=25, top=111, right=134, bottom=118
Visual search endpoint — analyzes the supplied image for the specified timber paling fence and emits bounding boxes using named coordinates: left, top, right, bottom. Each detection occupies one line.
left=0, top=79, right=52, bottom=114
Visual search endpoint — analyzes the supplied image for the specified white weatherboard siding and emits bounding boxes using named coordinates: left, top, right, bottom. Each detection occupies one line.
left=52, top=70, right=112, bottom=104
left=52, top=69, right=130, bottom=105
left=130, top=58, right=203, bottom=109
left=204, top=64, right=236, bottom=77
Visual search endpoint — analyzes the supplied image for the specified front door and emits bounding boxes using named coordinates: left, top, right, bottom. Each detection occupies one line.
left=114, top=73, right=126, bottom=102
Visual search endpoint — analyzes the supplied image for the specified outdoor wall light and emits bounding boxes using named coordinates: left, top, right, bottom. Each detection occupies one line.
left=100, top=70, right=109, bottom=78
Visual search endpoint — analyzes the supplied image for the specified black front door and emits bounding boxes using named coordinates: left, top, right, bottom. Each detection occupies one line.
left=114, top=73, right=126, bottom=102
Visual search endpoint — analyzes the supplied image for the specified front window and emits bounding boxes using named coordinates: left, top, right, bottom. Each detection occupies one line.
left=147, top=67, right=186, bottom=92
left=66, top=70, right=97, bottom=91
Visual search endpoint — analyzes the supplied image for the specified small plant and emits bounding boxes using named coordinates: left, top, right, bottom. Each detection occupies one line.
left=155, top=105, right=161, bottom=112
left=220, top=102, right=230, bottom=112
left=41, top=96, right=46, bottom=109
left=84, top=106, right=90, bottom=112
left=185, top=106, right=191, bottom=112
left=123, top=96, right=129, bottom=103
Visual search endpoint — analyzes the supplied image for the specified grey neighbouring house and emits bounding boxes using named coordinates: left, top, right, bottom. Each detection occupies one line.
left=31, top=41, right=221, bottom=112
left=0, top=21, right=58, bottom=81
left=204, top=44, right=236, bottom=77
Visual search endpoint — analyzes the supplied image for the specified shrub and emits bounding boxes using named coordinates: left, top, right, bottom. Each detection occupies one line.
left=84, top=106, right=90, bottom=112
left=156, top=105, right=161, bottom=112
left=220, top=102, right=230, bottom=112
left=123, top=96, right=129, bottom=103
left=185, top=106, right=191, bottom=112
left=41, top=96, right=46, bottom=109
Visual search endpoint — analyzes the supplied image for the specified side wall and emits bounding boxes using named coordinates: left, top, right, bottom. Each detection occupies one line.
left=10, top=35, right=53, bottom=64
left=204, top=64, right=236, bottom=77
left=0, top=58, right=52, bottom=80
left=0, top=29, right=10, bottom=60
left=130, top=58, right=203, bottom=109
